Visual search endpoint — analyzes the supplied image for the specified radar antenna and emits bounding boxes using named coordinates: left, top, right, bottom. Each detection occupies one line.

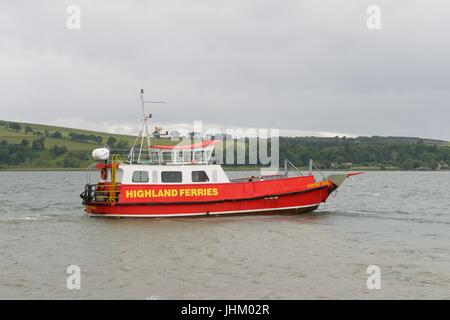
left=128, top=89, right=165, bottom=163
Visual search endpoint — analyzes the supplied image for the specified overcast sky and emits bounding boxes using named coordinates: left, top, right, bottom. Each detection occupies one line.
left=1, top=1, right=449, bottom=140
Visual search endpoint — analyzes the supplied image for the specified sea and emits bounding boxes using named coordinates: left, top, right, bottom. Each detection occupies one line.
left=0, top=171, right=449, bottom=299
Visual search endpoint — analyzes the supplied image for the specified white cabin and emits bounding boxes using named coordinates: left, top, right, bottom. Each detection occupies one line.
left=93, top=140, right=232, bottom=185
left=114, top=164, right=230, bottom=184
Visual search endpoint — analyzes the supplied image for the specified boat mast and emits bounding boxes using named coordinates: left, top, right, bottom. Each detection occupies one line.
left=128, top=89, right=164, bottom=163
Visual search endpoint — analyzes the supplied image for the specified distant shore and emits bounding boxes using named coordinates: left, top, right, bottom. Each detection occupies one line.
left=1, top=166, right=448, bottom=172
left=2, top=119, right=449, bottom=172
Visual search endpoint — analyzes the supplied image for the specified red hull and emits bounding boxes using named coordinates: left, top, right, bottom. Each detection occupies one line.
left=83, top=176, right=335, bottom=218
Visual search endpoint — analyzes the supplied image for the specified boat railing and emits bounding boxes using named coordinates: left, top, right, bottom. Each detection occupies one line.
left=85, top=162, right=98, bottom=185
left=283, top=159, right=304, bottom=177
left=310, top=160, right=327, bottom=180
left=81, top=183, right=121, bottom=204
left=283, top=159, right=327, bottom=180
left=230, top=174, right=285, bottom=183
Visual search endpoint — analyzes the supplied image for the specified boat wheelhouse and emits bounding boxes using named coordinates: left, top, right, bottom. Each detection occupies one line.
left=131, top=140, right=219, bottom=166
left=80, top=90, right=362, bottom=218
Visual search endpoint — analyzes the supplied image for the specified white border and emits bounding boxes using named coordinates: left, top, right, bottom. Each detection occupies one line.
left=86, top=203, right=320, bottom=218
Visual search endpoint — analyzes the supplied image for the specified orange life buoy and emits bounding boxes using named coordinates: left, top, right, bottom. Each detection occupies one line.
left=100, top=168, right=108, bottom=180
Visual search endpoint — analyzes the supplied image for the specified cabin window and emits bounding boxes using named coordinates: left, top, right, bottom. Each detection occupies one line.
left=132, top=171, right=149, bottom=183
left=194, top=151, right=203, bottom=162
left=162, top=151, right=172, bottom=162
left=192, top=171, right=209, bottom=182
left=175, top=151, right=183, bottom=163
left=161, top=171, right=182, bottom=183
left=183, top=151, right=192, bottom=163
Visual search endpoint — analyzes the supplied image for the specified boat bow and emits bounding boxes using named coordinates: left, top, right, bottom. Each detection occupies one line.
left=327, top=172, right=364, bottom=188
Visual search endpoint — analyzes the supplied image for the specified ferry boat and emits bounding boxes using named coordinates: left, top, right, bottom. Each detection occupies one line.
left=80, top=90, right=362, bottom=218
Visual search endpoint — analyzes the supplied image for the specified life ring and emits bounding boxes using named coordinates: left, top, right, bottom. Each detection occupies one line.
left=100, top=168, right=108, bottom=180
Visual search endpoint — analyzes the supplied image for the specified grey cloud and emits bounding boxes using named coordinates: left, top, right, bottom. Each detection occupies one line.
left=0, top=0, right=449, bottom=140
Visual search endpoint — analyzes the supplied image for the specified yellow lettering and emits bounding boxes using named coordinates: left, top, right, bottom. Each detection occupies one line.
left=126, top=190, right=134, bottom=198
left=307, top=181, right=331, bottom=189
left=137, top=190, right=144, bottom=198
left=164, top=188, right=220, bottom=198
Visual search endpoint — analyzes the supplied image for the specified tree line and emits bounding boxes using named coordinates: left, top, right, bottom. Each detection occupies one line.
left=0, top=138, right=90, bottom=168
left=218, top=136, right=450, bottom=170
left=277, top=137, right=449, bottom=170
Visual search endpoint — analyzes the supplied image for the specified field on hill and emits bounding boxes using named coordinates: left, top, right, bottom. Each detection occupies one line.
left=0, top=120, right=178, bottom=169
left=0, top=126, right=100, bottom=151
left=0, top=120, right=174, bottom=149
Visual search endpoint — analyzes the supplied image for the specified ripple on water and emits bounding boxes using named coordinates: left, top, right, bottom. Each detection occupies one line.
left=0, top=170, right=449, bottom=299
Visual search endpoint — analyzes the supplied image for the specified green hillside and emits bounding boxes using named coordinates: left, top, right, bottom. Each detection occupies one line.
left=0, top=125, right=99, bottom=151
left=0, top=120, right=176, bottom=169
left=0, top=120, right=174, bottom=148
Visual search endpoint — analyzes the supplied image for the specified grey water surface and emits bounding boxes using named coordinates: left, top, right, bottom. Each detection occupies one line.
left=0, top=171, right=449, bottom=299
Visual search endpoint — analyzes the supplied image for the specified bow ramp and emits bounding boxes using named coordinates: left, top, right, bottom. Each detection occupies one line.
left=327, top=172, right=364, bottom=188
